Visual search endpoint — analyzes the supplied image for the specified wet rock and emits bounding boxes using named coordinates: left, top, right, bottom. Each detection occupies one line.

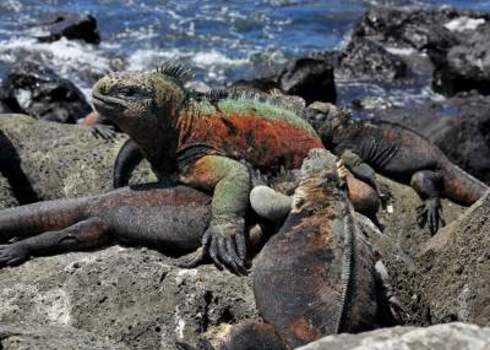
left=338, top=37, right=408, bottom=81
left=0, top=246, right=257, bottom=350
left=277, top=57, right=336, bottom=104
left=433, top=22, right=490, bottom=96
left=0, top=174, right=18, bottom=210
left=37, top=13, right=101, bottom=45
left=298, top=323, right=490, bottom=350
left=372, top=93, right=490, bottom=184
left=233, top=57, right=336, bottom=104
left=416, top=191, right=490, bottom=326
left=1, top=61, right=92, bottom=123
left=0, top=114, right=153, bottom=203
left=0, top=323, right=129, bottom=350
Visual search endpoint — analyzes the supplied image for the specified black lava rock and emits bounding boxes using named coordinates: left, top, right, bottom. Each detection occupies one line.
left=338, top=37, right=408, bottom=81
left=433, top=23, right=490, bottom=96
left=278, top=57, right=336, bottom=105
left=37, top=13, right=101, bottom=45
left=1, top=61, right=92, bottom=123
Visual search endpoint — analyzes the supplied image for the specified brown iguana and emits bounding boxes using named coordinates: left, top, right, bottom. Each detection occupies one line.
left=176, top=149, right=399, bottom=350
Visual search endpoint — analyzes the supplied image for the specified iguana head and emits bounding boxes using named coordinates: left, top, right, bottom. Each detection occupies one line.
left=303, top=102, right=350, bottom=147
left=92, top=65, right=189, bottom=139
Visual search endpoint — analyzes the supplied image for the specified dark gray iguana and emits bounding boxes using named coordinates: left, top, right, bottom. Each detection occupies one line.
left=177, top=149, right=400, bottom=350
left=303, top=102, right=488, bottom=234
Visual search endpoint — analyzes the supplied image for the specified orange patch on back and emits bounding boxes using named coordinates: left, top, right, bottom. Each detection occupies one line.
left=179, top=112, right=324, bottom=171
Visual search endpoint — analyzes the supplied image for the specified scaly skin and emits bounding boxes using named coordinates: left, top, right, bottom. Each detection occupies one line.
left=304, top=103, right=489, bottom=234
left=91, top=64, right=326, bottom=274
left=177, top=150, right=398, bottom=350
left=0, top=184, right=212, bottom=268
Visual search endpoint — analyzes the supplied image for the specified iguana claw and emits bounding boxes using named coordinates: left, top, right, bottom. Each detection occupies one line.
left=203, top=220, right=248, bottom=275
left=417, top=198, right=445, bottom=235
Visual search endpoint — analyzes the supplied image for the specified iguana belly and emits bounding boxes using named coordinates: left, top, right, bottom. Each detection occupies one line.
left=178, top=113, right=324, bottom=171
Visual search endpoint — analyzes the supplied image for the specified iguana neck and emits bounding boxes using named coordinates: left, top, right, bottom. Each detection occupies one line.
left=127, top=121, right=179, bottom=177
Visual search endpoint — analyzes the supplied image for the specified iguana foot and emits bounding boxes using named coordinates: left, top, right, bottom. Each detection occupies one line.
left=417, top=198, right=445, bottom=235
left=90, top=124, right=116, bottom=141
left=201, top=219, right=248, bottom=275
left=0, top=243, right=30, bottom=268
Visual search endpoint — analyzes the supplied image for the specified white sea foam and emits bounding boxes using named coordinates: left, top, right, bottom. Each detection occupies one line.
left=0, top=36, right=112, bottom=98
left=444, top=17, right=486, bottom=32
left=191, top=50, right=249, bottom=67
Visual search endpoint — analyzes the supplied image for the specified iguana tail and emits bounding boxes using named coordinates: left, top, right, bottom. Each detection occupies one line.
left=442, top=162, right=488, bottom=205
left=0, top=198, right=88, bottom=242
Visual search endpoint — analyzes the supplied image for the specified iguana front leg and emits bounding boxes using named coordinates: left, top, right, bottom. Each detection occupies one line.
left=179, top=155, right=251, bottom=275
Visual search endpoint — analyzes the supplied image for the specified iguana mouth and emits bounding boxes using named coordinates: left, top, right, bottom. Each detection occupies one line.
left=92, top=91, right=128, bottom=113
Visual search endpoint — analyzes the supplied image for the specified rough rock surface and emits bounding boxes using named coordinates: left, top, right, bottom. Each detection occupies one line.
left=338, top=37, right=408, bottom=81
left=371, top=93, right=490, bottom=184
left=298, top=323, right=490, bottom=350
left=351, top=7, right=488, bottom=54
left=433, top=22, right=490, bottom=96
left=1, top=61, right=93, bottom=123
left=416, top=191, right=490, bottom=326
left=0, top=323, right=129, bottom=350
left=37, top=13, right=101, bottom=45
left=0, top=114, right=152, bottom=204
left=371, top=174, right=465, bottom=326
left=0, top=247, right=257, bottom=350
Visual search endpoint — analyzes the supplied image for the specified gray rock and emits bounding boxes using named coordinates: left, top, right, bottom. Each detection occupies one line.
left=297, top=323, right=490, bottom=350
left=0, top=114, right=153, bottom=203
left=0, top=174, right=18, bottom=209
left=0, top=247, right=257, bottom=350
left=416, top=191, right=490, bottom=326
left=0, top=323, right=129, bottom=350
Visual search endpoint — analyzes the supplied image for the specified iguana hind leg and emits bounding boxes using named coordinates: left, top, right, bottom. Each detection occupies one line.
left=410, top=170, right=445, bottom=235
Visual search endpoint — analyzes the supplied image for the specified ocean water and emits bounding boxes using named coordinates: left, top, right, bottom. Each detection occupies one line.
left=0, top=0, right=489, bottom=105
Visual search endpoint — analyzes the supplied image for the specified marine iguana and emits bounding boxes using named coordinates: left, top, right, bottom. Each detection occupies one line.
left=303, top=102, right=488, bottom=234
left=177, top=149, right=399, bottom=350
left=91, top=64, right=361, bottom=274
left=0, top=184, right=212, bottom=267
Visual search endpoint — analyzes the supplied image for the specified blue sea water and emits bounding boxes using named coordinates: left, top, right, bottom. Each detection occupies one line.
left=0, top=0, right=489, bottom=103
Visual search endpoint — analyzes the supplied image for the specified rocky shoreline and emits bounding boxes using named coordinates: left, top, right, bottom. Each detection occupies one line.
left=0, top=6, right=489, bottom=350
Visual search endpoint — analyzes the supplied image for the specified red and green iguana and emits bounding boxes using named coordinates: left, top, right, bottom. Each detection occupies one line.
left=91, top=64, right=335, bottom=274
